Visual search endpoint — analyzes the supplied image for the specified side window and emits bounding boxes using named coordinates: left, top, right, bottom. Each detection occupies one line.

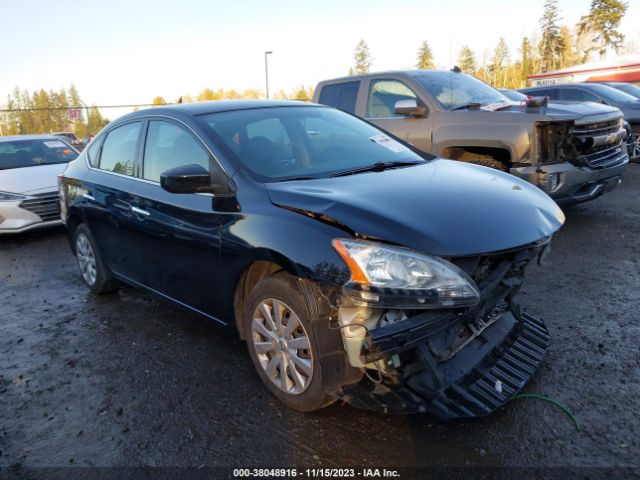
left=85, top=136, right=104, bottom=167
left=143, top=121, right=210, bottom=182
left=559, top=89, right=579, bottom=101
left=98, top=122, right=141, bottom=176
left=367, top=80, right=418, bottom=118
left=581, top=90, right=602, bottom=103
left=318, top=81, right=360, bottom=114
left=558, top=89, right=601, bottom=102
left=531, top=89, right=558, bottom=100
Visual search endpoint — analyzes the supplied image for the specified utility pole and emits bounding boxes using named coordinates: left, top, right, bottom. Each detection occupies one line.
left=265, top=51, right=273, bottom=99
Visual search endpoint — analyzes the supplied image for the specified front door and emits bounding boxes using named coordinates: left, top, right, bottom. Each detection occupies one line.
left=126, top=119, right=226, bottom=321
left=365, top=78, right=433, bottom=152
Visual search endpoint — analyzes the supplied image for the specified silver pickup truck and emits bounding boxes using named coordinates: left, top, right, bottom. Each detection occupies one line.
left=313, top=70, right=629, bottom=205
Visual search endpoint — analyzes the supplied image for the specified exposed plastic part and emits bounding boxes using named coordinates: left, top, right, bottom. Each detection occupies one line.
left=339, top=310, right=550, bottom=420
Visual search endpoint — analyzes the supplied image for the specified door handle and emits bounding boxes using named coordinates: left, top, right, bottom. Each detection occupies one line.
left=82, top=193, right=95, bottom=201
left=130, top=205, right=150, bottom=217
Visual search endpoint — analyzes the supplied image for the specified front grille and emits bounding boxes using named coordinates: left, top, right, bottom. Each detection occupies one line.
left=573, top=119, right=626, bottom=169
left=19, top=193, right=61, bottom=222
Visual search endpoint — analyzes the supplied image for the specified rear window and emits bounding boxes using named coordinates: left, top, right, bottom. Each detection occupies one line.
left=0, top=139, right=78, bottom=170
left=98, top=122, right=141, bottom=176
left=318, top=81, right=360, bottom=114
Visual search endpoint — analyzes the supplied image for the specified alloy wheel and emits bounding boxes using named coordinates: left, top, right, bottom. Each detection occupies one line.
left=251, top=298, right=313, bottom=395
left=76, top=233, right=97, bottom=286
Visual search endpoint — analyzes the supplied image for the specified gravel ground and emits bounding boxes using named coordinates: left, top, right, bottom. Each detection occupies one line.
left=1, top=165, right=639, bottom=475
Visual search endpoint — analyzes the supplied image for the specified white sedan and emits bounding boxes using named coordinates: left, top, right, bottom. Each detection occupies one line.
left=0, top=134, right=78, bottom=234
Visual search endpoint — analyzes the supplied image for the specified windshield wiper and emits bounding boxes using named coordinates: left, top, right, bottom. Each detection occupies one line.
left=272, top=175, right=319, bottom=182
left=451, top=102, right=482, bottom=111
left=331, top=160, right=422, bottom=177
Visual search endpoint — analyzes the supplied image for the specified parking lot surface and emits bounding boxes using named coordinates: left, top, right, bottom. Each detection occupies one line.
left=1, top=166, right=639, bottom=471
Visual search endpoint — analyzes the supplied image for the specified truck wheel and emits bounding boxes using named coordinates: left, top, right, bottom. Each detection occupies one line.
left=244, top=272, right=336, bottom=412
left=74, top=224, right=119, bottom=294
left=456, top=153, right=508, bottom=172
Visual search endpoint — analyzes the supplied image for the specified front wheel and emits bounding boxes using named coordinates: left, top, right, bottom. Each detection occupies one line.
left=74, top=224, right=118, bottom=294
left=244, top=272, right=337, bottom=411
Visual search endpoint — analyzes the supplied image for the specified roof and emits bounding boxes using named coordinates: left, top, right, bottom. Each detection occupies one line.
left=0, top=134, right=62, bottom=142
left=528, top=54, right=640, bottom=80
left=316, top=69, right=460, bottom=84
left=139, top=99, right=316, bottom=116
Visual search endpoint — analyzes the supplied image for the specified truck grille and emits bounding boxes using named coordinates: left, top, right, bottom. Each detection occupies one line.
left=573, top=119, right=626, bottom=169
left=19, top=193, right=61, bottom=222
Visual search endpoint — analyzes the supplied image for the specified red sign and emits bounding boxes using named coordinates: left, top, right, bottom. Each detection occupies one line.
left=67, top=108, right=82, bottom=120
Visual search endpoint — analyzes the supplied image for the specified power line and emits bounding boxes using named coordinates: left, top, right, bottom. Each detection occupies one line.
left=0, top=103, right=176, bottom=113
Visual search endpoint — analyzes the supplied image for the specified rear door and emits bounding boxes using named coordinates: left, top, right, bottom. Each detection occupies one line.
left=316, top=80, right=361, bottom=114
left=81, top=121, right=143, bottom=280
left=364, top=77, right=433, bottom=152
left=125, top=118, right=226, bottom=321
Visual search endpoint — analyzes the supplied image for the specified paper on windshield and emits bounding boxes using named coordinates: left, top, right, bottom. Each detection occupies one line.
left=369, top=135, right=408, bottom=153
left=43, top=141, right=67, bottom=149
left=480, top=101, right=512, bottom=112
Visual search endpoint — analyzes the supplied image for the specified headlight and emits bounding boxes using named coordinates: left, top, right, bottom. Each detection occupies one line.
left=0, top=191, right=27, bottom=202
left=332, top=239, right=480, bottom=308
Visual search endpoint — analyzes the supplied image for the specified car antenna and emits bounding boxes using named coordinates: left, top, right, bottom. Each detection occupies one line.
left=451, top=65, right=461, bottom=73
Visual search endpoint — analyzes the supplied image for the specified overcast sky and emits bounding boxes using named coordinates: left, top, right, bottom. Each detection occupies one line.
left=1, top=0, right=638, bottom=117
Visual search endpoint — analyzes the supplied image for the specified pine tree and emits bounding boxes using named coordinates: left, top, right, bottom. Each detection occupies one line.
left=353, top=39, right=371, bottom=75
left=578, top=0, right=628, bottom=58
left=558, top=26, right=577, bottom=68
left=521, top=37, right=532, bottom=82
left=416, top=41, right=435, bottom=69
left=539, top=0, right=561, bottom=71
left=491, top=38, right=510, bottom=87
left=457, top=46, right=476, bottom=73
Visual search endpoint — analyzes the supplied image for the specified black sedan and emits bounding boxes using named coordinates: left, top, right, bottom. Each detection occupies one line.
left=59, top=100, right=564, bottom=419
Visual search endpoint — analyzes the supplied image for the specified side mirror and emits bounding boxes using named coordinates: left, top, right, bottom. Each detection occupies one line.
left=160, top=164, right=216, bottom=194
left=394, top=99, right=427, bottom=117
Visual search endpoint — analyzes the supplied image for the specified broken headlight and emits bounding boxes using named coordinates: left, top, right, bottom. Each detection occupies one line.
left=333, top=239, right=480, bottom=309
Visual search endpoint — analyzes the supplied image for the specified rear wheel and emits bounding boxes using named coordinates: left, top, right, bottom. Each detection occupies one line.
left=74, top=224, right=118, bottom=294
left=244, top=272, right=336, bottom=411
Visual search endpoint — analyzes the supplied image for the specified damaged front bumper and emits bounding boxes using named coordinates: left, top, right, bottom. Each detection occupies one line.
left=510, top=157, right=627, bottom=206
left=333, top=241, right=551, bottom=420
left=341, top=308, right=548, bottom=419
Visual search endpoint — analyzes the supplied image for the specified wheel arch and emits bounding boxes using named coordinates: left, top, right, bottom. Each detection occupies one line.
left=65, top=207, right=85, bottom=253
left=232, top=252, right=304, bottom=340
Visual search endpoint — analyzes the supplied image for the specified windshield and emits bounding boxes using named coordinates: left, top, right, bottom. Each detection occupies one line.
left=587, top=83, right=639, bottom=103
left=610, top=83, right=640, bottom=100
left=413, top=72, right=510, bottom=110
left=0, top=139, right=78, bottom=170
left=201, top=106, right=428, bottom=181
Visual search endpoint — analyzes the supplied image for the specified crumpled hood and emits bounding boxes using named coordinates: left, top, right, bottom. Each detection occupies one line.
left=502, top=100, right=621, bottom=121
left=0, top=163, right=66, bottom=194
left=266, top=160, right=565, bottom=257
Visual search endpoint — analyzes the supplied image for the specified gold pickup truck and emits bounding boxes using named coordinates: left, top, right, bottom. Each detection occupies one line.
left=313, top=70, right=629, bottom=205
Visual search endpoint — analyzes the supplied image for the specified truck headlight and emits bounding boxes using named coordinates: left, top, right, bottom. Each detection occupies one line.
left=0, top=191, right=27, bottom=202
left=333, top=239, right=480, bottom=308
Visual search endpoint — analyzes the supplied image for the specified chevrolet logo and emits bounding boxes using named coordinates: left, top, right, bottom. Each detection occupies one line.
left=606, top=132, right=618, bottom=144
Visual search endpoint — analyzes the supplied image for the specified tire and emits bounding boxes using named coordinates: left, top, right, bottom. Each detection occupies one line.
left=74, top=223, right=118, bottom=294
left=456, top=154, right=508, bottom=172
left=244, top=272, right=337, bottom=412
